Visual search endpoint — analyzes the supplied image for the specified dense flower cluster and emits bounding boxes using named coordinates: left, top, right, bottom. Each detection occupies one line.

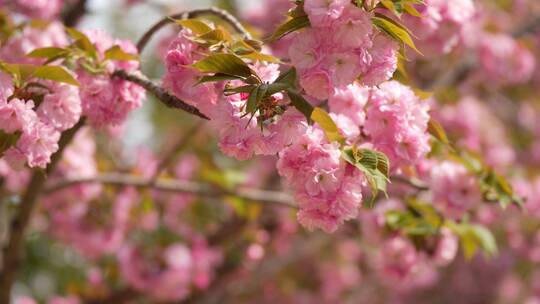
left=290, top=0, right=398, bottom=99
left=77, top=30, right=146, bottom=126
left=364, top=81, right=431, bottom=170
left=1, top=0, right=540, bottom=303
left=0, top=75, right=79, bottom=168
left=402, top=0, right=476, bottom=56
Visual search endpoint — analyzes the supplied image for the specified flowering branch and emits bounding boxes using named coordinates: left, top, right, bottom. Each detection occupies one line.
left=45, top=173, right=297, bottom=208
left=0, top=119, right=85, bottom=303
left=112, top=70, right=210, bottom=120
left=137, top=7, right=252, bottom=53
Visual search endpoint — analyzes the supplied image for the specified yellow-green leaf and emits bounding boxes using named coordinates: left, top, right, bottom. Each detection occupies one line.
left=372, top=13, right=422, bottom=55
left=104, top=45, right=139, bottom=61
left=174, top=19, right=213, bottom=35
left=192, top=53, right=254, bottom=79
left=311, top=107, right=344, bottom=143
left=33, top=66, right=80, bottom=86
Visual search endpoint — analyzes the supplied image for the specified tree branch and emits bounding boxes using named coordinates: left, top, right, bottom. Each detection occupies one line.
left=62, top=0, right=88, bottom=27
left=112, top=70, right=210, bottom=120
left=137, top=7, right=253, bottom=53
left=0, top=119, right=85, bottom=303
left=391, top=175, right=430, bottom=191
left=45, top=173, right=296, bottom=208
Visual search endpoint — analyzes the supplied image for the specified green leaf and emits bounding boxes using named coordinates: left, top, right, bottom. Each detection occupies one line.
left=311, top=107, right=344, bottom=144
left=0, top=64, right=79, bottom=87
left=276, top=68, right=297, bottom=87
left=428, top=118, right=450, bottom=145
left=447, top=222, right=498, bottom=259
left=174, top=19, right=213, bottom=35
left=268, top=15, right=310, bottom=42
left=197, top=73, right=242, bottom=84
left=286, top=90, right=313, bottom=121
left=33, top=66, right=80, bottom=86
left=104, top=45, right=139, bottom=61
left=26, top=47, right=68, bottom=60
left=404, top=3, right=422, bottom=17
left=192, top=53, right=254, bottom=80
left=241, top=52, right=281, bottom=63
left=342, top=147, right=391, bottom=203
left=246, top=84, right=268, bottom=114
left=0, top=131, right=21, bottom=156
left=372, top=13, right=422, bottom=55
left=66, top=27, right=99, bottom=60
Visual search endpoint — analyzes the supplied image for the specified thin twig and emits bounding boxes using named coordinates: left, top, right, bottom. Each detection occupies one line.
left=137, top=7, right=252, bottom=53
left=0, top=119, right=85, bottom=303
left=149, top=121, right=204, bottom=184
left=112, top=70, right=210, bottom=120
left=45, top=173, right=297, bottom=208
left=391, top=175, right=430, bottom=191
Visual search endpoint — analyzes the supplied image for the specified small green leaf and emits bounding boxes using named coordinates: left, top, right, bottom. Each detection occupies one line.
left=0, top=131, right=21, bottom=156
left=246, top=86, right=261, bottom=114
left=33, top=66, right=80, bottom=86
left=26, top=47, right=68, bottom=59
left=192, top=53, right=254, bottom=80
left=197, top=73, right=242, bottom=84
left=287, top=90, right=313, bottom=121
left=104, top=45, right=139, bottom=61
left=311, top=107, right=344, bottom=143
left=428, top=118, right=450, bottom=145
left=268, top=15, right=310, bottom=42
left=276, top=68, right=297, bottom=87
left=404, top=3, right=422, bottom=17
left=342, top=147, right=391, bottom=203
left=174, top=19, right=213, bottom=35
left=372, top=13, right=422, bottom=55
left=66, top=27, right=99, bottom=60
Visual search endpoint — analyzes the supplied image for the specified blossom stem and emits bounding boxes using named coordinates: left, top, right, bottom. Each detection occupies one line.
left=0, top=119, right=86, bottom=303
left=136, top=7, right=253, bottom=53
left=45, top=173, right=297, bottom=208
left=112, top=70, right=210, bottom=120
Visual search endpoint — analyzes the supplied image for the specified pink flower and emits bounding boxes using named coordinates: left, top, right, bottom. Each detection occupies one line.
left=0, top=98, right=37, bottom=134
left=77, top=30, right=145, bottom=126
left=299, top=68, right=333, bottom=100
left=79, top=73, right=145, bottom=126
left=304, top=0, right=350, bottom=27
left=9, top=0, right=63, bottom=19
left=324, top=51, right=363, bottom=87
left=430, top=161, right=481, bottom=219
left=333, top=7, right=373, bottom=49
left=479, top=34, right=536, bottom=85
left=360, top=34, right=399, bottom=86
left=433, top=228, right=459, bottom=266
left=37, top=83, right=82, bottom=132
left=277, top=126, right=365, bottom=232
left=6, top=122, right=60, bottom=169
left=402, top=0, right=476, bottom=56
left=329, top=83, right=369, bottom=125
left=0, top=21, right=67, bottom=64
left=119, top=243, right=193, bottom=301
left=289, top=30, right=322, bottom=70
left=375, top=235, right=419, bottom=282
left=364, top=81, right=431, bottom=170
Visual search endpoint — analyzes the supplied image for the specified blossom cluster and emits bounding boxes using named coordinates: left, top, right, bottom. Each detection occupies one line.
left=290, top=0, right=398, bottom=99
left=0, top=23, right=145, bottom=169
